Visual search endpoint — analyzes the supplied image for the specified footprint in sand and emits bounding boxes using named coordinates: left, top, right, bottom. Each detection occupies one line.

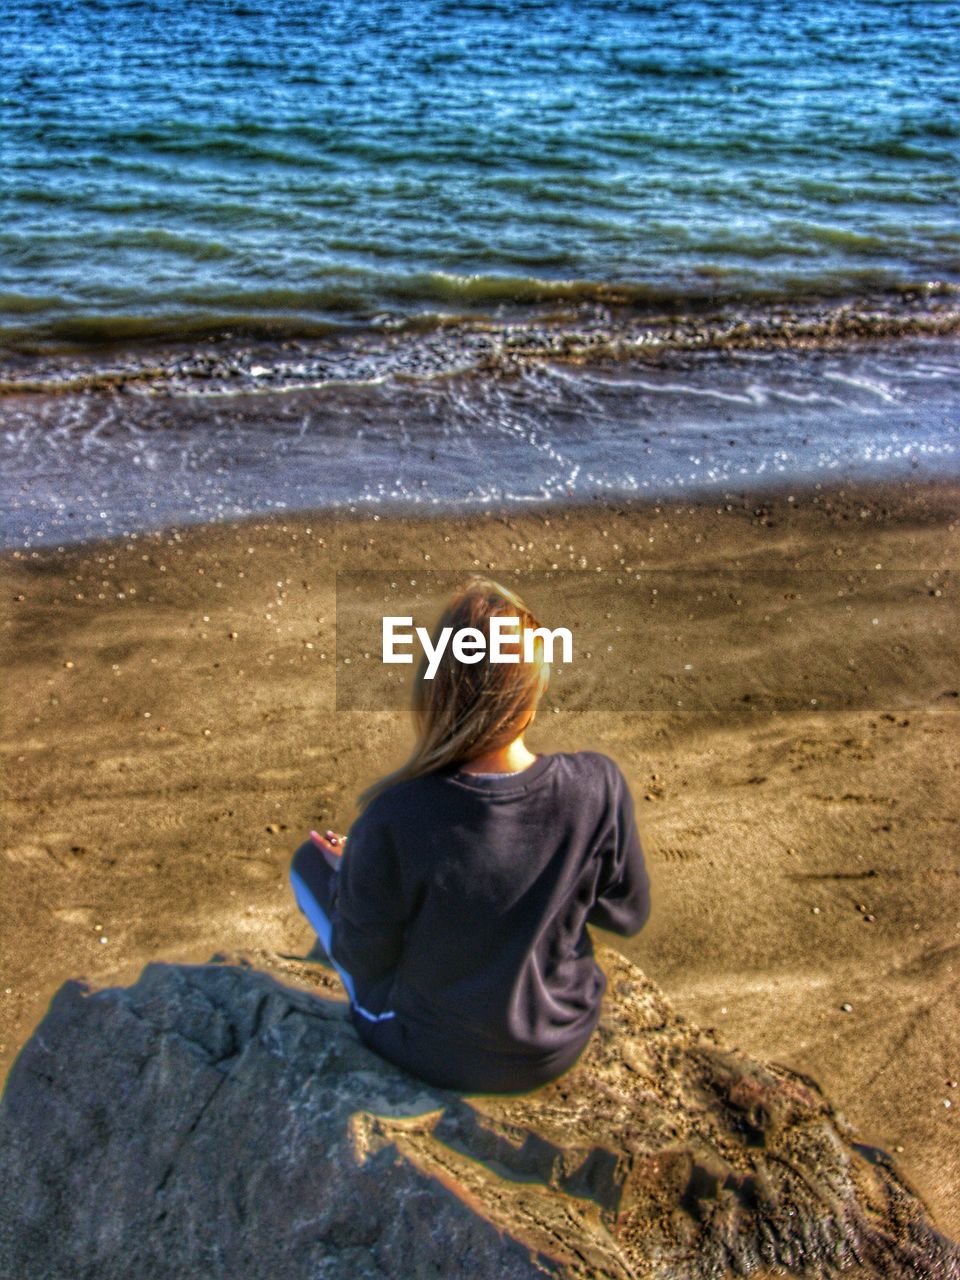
left=4, top=843, right=58, bottom=866
left=659, top=846, right=702, bottom=864
left=4, top=840, right=87, bottom=870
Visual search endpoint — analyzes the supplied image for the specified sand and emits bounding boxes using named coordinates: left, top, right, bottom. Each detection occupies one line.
left=1, top=479, right=958, bottom=1235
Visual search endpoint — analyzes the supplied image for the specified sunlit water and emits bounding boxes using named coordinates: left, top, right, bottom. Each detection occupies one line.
left=3, top=0, right=959, bottom=345
left=4, top=340, right=958, bottom=547
left=3, top=0, right=959, bottom=545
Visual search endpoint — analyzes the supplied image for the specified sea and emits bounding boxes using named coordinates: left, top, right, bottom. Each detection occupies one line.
left=2, top=0, right=959, bottom=545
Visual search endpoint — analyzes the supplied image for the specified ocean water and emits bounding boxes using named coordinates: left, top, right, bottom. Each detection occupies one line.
left=2, top=1, right=959, bottom=544
left=3, top=0, right=960, bottom=347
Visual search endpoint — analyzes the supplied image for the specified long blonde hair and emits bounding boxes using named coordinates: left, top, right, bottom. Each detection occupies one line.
left=358, top=577, right=550, bottom=809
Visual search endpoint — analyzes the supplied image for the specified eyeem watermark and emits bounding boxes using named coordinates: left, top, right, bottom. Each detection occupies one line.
left=383, top=615, right=573, bottom=679
left=337, top=568, right=958, bottom=714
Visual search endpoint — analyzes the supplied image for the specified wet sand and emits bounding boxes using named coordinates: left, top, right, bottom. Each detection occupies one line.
left=1, top=479, right=958, bottom=1234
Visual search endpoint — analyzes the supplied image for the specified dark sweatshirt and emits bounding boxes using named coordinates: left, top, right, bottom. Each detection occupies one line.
left=329, top=750, right=650, bottom=1092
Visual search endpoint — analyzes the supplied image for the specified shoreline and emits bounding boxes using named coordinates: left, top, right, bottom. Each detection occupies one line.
left=3, top=332, right=959, bottom=551
left=2, top=478, right=958, bottom=1233
left=7, top=468, right=957, bottom=556
left=2, top=290, right=959, bottom=395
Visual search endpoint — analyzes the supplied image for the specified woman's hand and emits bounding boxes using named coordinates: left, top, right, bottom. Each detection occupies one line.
left=310, top=829, right=347, bottom=873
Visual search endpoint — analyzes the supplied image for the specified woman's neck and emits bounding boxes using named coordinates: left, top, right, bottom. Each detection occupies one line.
left=460, top=737, right=537, bottom=775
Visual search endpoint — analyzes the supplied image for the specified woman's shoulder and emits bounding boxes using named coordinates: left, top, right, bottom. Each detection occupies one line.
left=360, top=752, right=624, bottom=814
left=553, top=750, right=626, bottom=789
left=547, top=747, right=632, bottom=793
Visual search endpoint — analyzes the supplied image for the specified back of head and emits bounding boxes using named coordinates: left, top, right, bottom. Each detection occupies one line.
left=358, top=577, right=549, bottom=809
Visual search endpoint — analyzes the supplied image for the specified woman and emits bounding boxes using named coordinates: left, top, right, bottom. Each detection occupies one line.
left=289, top=577, right=650, bottom=1094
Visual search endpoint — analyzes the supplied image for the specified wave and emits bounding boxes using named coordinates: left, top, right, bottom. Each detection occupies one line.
left=2, top=291, right=959, bottom=398
left=0, top=309, right=345, bottom=352
left=2, top=272, right=959, bottom=355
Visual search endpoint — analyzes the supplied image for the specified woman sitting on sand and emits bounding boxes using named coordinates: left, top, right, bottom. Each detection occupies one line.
left=289, top=578, right=650, bottom=1093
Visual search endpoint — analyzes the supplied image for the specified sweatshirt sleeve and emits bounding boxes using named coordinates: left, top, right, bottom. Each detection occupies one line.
left=585, top=763, right=651, bottom=936
left=330, top=807, right=410, bottom=988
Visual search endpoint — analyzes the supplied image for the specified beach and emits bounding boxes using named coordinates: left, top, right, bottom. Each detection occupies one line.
left=2, top=479, right=957, bottom=1232
left=4, top=0, right=960, bottom=1255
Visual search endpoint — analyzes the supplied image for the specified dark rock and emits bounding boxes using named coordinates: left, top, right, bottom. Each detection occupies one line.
left=0, top=946, right=957, bottom=1279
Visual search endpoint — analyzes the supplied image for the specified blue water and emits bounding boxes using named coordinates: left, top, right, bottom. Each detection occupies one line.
left=2, top=1, right=959, bottom=547
left=3, top=0, right=960, bottom=347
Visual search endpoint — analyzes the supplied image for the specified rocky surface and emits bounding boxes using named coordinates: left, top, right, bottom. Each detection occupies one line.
left=1, top=945, right=957, bottom=1280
